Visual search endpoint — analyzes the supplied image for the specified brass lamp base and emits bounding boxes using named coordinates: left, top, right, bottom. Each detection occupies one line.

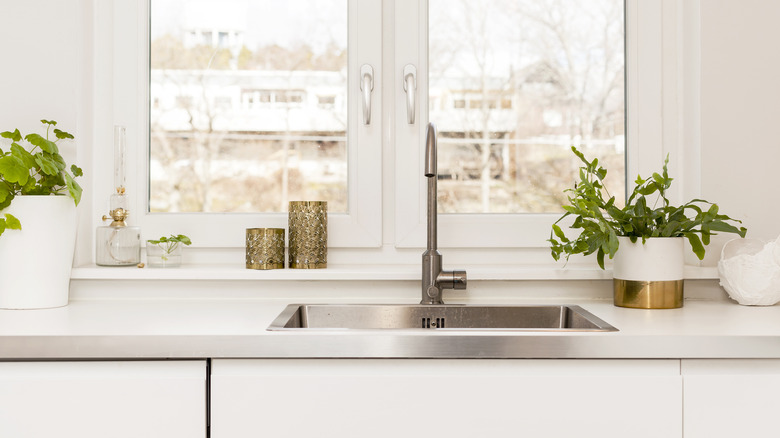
left=613, top=279, right=684, bottom=309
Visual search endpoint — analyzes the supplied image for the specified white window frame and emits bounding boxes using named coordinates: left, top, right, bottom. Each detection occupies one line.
left=96, top=0, right=382, bottom=249
left=93, top=0, right=696, bottom=264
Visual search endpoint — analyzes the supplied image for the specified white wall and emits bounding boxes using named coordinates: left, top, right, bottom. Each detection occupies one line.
left=0, top=1, right=79, bottom=131
left=0, top=0, right=93, bottom=264
left=1, top=0, right=777, bottom=270
left=701, top=0, right=780, bottom=243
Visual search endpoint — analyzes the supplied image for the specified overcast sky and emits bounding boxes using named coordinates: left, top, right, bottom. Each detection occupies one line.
left=151, top=0, right=347, bottom=53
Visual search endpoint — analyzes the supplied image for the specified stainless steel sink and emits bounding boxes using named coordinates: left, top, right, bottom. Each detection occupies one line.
left=267, top=304, right=617, bottom=332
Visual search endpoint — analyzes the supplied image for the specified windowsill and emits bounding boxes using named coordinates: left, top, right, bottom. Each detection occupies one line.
left=71, top=264, right=719, bottom=281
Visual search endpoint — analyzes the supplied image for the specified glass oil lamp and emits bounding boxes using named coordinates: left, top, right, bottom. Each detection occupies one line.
left=96, top=126, right=141, bottom=266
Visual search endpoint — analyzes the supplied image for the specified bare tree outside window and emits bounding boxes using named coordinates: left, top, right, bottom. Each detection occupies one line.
left=150, top=0, right=348, bottom=213
left=429, top=0, right=625, bottom=214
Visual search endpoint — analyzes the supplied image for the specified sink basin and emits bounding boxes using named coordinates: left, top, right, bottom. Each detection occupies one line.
left=267, top=304, right=617, bottom=332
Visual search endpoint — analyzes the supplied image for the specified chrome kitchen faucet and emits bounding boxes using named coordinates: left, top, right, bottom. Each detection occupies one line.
left=421, top=122, right=467, bottom=304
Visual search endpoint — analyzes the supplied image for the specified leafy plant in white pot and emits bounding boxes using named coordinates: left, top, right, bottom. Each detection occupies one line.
left=0, top=120, right=83, bottom=309
left=549, top=147, right=746, bottom=309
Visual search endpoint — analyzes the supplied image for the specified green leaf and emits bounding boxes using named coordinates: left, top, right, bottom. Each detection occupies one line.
left=1, top=129, right=22, bottom=142
left=24, top=133, right=58, bottom=154
left=0, top=194, right=11, bottom=211
left=0, top=184, right=9, bottom=203
left=53, top=128, right=74, bottom=140
left=607, top=231, right=619, bottom=257
left=70, top=164, right=83, bottom=177
left=49, top=153, right=66, bottom=171
left=552, top=224, right=569, bottom=243
left=634, top=197, right=647, bottom=217
left=701, top=225, right=711, bottom=245
left=686, top=233, right=705, bottom=260
left=661, top=221, right=681, bottom=237
left=175, top=235, right=192, bottom=245
left=63, top=172, right=82, bottom=206
left=0, top=219, right=5, bottom=237
left=40, top=119, right=57, bottom=126
left=4, top=213, right=20, bottom=230
left=0, top=155, right=29, bottom=185
left=35, top=153, right=59, bottom=176
left=636, top=185, right=657, bottom=196
left=707, top=220, right=746, bottom=236
left=11, top=143, right=36, bottom=168
left=571, top=146, right=588, bottom=164
left=561, top=205, right=579, bottom=215
left=597, top=248, right=605, bottom=269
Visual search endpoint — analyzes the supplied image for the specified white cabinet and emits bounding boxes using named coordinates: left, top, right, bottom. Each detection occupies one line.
left=0, top=360, right=206, bottom=438
left=211, top=359, right=682, bottom=438
left=683, top=359, right=780, bottom=438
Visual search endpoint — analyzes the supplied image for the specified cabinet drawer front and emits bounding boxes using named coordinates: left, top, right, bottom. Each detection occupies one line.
left=212, top=359, right=681, bottom=438
left=684, top=359, right=780, bottom=438
left=0, top=361, right=207, bottom=438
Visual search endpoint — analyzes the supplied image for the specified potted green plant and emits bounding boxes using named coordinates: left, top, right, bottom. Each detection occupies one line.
left=549, top=147, right=746, bottom=309
left=0, top=120, right=83, bottom=309
left=146, top=234, right=192, bottom=268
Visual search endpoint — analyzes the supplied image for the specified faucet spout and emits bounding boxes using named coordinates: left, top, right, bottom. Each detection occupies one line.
left=424, top=122, right=437, bottom=178
left=421, top=122, right=467, bottom=305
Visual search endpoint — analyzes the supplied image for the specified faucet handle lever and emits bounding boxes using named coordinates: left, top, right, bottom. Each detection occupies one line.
left=437, top=270, right=467, bottom=291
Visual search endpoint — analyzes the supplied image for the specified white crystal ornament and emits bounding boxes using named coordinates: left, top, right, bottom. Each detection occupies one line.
left=718, top=237, right=780, bottom=306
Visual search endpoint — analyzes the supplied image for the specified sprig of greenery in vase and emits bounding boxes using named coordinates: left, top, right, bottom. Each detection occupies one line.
left=0, top=120, right=83, bottom=237
left=147, top=234, right=192, bottom=261
left=549, top=146, right=747, bottom=269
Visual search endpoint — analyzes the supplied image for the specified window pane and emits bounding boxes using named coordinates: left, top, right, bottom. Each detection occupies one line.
left=429, top=0, right=625, bottom=213
left=150, top=0, right=348, bottom=213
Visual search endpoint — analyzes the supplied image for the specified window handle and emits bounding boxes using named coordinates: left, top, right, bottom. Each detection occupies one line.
left=403, top=64, right=417, bottom=124
left=360, top=64, right=374, bottom=125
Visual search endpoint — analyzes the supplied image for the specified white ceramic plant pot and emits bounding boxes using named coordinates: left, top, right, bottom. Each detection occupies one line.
left=0, top=196, right=77, bottom=309
left=613, top=236, right=685, bottom=309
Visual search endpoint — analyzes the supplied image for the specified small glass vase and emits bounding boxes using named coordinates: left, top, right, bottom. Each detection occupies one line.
left=145, top=242, right=183, bottom=268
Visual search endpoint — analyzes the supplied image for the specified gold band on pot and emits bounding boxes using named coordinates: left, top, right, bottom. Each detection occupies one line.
left=613, top=279, right=684, bottom=309
left=288, top=201, right=327, bottom=269
left=246, top=228, right=285, bottom=270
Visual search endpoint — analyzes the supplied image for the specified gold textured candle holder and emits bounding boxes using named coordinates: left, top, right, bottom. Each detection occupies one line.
left=246, top=228, right=285, bottom=270
left=288, top=201, right=327, bottom=269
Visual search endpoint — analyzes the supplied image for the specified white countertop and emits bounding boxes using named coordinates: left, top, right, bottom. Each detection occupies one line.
left=2, top=287, right=780, bottom=359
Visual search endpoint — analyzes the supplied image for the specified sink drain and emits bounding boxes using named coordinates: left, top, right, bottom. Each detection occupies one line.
left=422, top=317, right=445, bottom=329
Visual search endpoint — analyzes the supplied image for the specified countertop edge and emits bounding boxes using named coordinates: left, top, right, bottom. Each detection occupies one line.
left=2, top=333, right=778, bottom=360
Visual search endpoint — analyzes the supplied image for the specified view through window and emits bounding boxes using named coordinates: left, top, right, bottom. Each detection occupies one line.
left=429, top=0, right=625, bottom=213
left=150, top=0, right=348, bottom=213
left=149, top=0, right=625, bottom=217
